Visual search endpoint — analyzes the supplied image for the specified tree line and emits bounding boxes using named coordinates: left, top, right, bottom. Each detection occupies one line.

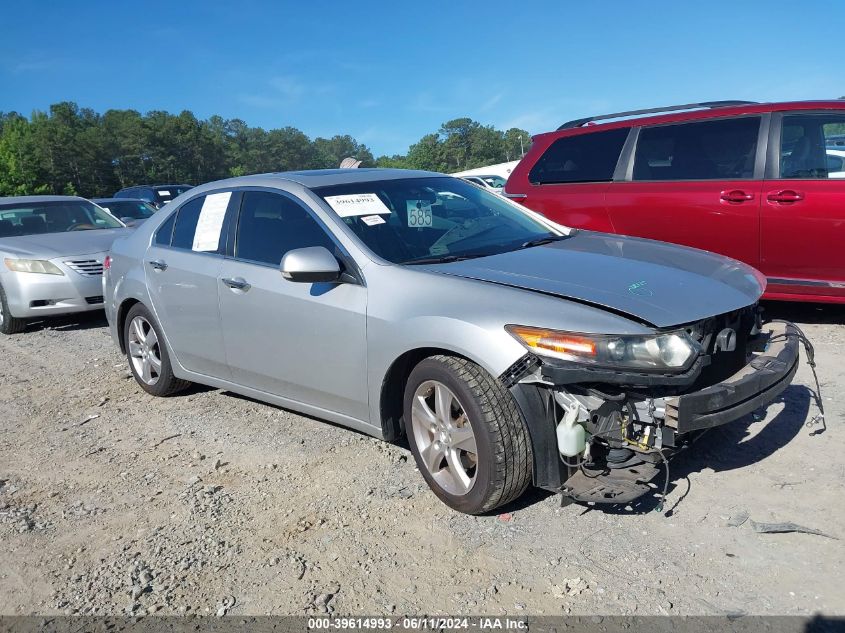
left=0, top=102, right=531, bottom=198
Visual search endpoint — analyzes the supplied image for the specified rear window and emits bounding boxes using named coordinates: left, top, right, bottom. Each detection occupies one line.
left=633, top=116, right=760, bottom=181
left=528, top=128, right=628, bottom=185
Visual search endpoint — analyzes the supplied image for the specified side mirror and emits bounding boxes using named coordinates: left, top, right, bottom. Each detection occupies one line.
left=280, top=246, right=341, bottom=283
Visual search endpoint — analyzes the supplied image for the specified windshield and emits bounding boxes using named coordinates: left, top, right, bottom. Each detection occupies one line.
left=97, top=200, right=156, bottom=220
left=0, top=200, right=124, bottom=237
left=315, top=176, right=558, bottom=264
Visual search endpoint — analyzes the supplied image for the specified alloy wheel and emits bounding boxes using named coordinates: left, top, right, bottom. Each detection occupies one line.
left=410, top=380, right=478, bottom=495
left=128, top=316, right=162, bottom=385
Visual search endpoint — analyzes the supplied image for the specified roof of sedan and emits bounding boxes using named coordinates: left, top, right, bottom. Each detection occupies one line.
left=240, top=168, right=445, bottom=188
left=0, top=195, right=85, bottom=206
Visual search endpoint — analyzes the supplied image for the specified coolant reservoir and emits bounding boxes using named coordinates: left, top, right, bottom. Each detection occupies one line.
left=557, top=407, right=586, bottom=457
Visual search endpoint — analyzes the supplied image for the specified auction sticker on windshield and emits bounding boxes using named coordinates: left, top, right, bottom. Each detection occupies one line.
left=325, top=193, right=391, bottom=217
left=360, top=215, right=386, bottom=226
left=407, top=200, right=433, bottom=227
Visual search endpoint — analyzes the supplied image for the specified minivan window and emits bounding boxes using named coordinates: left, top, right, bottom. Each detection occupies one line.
left=633, top=116, right=760, bottom=181
left=235, top=191, right=336, bottom=266
left=528, top=128, right=628, bottom=185
left=781, top=114, right=845, bottom=179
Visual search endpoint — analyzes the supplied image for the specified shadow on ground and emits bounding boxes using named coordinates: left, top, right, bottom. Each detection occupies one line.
left=585, top=384, right=812, bottom=516
left=762, top=300, right=845, bottom=324
left=24, top=311, right=108, bottom=333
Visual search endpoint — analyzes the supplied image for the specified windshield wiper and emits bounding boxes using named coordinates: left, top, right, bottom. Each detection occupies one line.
left=403, top=253, right=486, bottom=265
left=518, top=233, right=574, bottom=249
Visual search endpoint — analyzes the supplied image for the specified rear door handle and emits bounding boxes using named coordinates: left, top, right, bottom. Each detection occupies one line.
left=148, top=259, right=168, bottom=271
left=767, top=189, right=804, bottom=204
left=720, top=189, right=755, bottom=203
left=221, top=277, right=250, bottom=291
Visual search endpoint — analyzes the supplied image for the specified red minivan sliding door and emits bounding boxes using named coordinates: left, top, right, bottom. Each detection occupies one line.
left=606, top=116, right=764, bottom=269
left=760, top=112, right=845, bottom=302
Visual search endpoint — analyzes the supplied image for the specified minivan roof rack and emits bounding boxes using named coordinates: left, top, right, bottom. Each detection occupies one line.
left=557, top=101, right=758, bottom=130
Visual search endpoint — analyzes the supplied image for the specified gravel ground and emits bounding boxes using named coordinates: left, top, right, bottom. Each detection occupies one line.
left=0, top=302, right=843, bottom=617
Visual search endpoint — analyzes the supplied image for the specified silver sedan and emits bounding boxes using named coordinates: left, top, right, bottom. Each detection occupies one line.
left=104, top=170, right=800, bottom=514
left=0, top=196, right=129, bottom=334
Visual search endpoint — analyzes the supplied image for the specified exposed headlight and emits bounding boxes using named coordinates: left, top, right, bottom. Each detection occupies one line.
left=505, top=325, right=701, bottom=371
left=4, top=258, right=65, bottom=275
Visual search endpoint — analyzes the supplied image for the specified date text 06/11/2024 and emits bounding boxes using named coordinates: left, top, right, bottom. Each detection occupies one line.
left=307, top=616, right=529, bottom=630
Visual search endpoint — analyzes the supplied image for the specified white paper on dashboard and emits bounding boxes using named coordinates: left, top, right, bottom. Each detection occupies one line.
left=192, top=192, right=231, bottom=252
left=158, top=190, right=171, bottom=197
left=324, top=193, right=391, bottom=217
left=360, top=214, right=386, bottom=226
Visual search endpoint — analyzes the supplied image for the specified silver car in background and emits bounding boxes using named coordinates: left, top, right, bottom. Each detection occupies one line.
left=0, top=195, right=128, bottom=334
left=104, top=169, right=801, bottom=514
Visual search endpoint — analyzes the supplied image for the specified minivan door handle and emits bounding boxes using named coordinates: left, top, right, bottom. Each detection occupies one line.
left=720, top=190, right=755, bottom=203
left=148, top=259, right=168, bottom=271
left=767, top=189, right=805, bottom=204
left=221, top=277, right=250, bottom=291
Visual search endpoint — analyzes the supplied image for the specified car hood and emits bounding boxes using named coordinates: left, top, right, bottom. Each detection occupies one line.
left=419, top=231, right=764, bottom=328
left=0, top=229, right=131, bottom=259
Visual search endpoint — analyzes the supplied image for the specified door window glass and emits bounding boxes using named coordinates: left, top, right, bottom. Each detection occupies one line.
left=235, top=191, right=335, bottom=266
left=154, top=211, right=177, bottom=246
left=781, top=114, right=845, bottom=179
left=529, top=128, right=628, bottom=184
left=171, top=195, right=226, bottom=251
left=633, top=117, right=760, bottom=181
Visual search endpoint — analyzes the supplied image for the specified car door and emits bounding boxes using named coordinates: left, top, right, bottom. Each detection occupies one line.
left=606, top=116, right=765, bottom=268
left=760, top=111, right=845, bottom=300
left=217, top=189, right=369, bottom=421
left=144, top=190, right=234, bottom=379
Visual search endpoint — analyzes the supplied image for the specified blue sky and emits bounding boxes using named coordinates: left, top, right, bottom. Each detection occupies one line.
left=2, top=1, right=842, bottom=156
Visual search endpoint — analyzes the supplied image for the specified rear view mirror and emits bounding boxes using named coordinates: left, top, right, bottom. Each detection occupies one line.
left=280, top=246, right=341, bottom=283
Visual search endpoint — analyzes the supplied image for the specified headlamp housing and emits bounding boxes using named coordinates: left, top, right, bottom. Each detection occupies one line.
left=4, top=258, right=64, bottom=275
left=505, top=324, right=701, bottom=372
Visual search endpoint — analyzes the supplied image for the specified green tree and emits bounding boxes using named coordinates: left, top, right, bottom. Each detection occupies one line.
left=314, top=135, right=375, bottom=168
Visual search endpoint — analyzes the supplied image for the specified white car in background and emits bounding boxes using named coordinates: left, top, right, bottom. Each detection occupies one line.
left=826, top=149, right=845, bottom=178
left=460, top=175, right=506, bottom=194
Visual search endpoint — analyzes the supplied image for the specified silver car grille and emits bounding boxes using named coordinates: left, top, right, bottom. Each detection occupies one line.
left=64, top=259, right=104, bottom=276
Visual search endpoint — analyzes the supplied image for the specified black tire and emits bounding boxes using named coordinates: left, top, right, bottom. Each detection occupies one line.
left=403, top=355, right=532, bottom=514
left=0, top=282, right=27, bottom=335
left=123, top=303, right=190, bottom=397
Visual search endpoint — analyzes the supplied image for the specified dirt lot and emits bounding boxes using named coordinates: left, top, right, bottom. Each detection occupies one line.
left=0, top=302, right=843, bottom=617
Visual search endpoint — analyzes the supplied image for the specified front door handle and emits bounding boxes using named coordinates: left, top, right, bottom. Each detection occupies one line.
left=720, top=189, right=755, bottom=203
left=767, top=189, right=805, bottom=204
left=222, top=277, right=250, bottom=291
left=148, top=259, right=168, bottom=271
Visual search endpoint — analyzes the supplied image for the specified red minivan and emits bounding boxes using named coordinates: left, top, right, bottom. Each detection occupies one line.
left=505, top=100, right=845, bottom=303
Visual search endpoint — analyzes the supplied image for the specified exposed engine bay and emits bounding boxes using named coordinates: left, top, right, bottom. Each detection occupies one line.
left=504, top=305, right=816, bottom=507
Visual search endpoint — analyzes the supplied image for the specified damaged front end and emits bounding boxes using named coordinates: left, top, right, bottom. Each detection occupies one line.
left=504, top=306, right=802, bottom=506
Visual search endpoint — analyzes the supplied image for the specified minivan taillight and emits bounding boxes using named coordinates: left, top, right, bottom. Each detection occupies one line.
left=103, top=255, right=111, bottom=273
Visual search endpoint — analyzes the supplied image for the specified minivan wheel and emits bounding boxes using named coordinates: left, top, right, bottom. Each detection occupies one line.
left=0, top=282, right=27, bottom=335
left=403, top=355, right=532, bottom=514
left=123, top=304, right=190, bottom=397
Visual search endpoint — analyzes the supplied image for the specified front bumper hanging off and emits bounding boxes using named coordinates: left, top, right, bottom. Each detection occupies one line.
left=664, top=321, right=799, bottom=433
left=512, top=321, right=802, bottom=505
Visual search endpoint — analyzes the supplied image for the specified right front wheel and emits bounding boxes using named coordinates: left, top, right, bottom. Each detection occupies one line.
left=403, top=355, right=532, bottom=514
